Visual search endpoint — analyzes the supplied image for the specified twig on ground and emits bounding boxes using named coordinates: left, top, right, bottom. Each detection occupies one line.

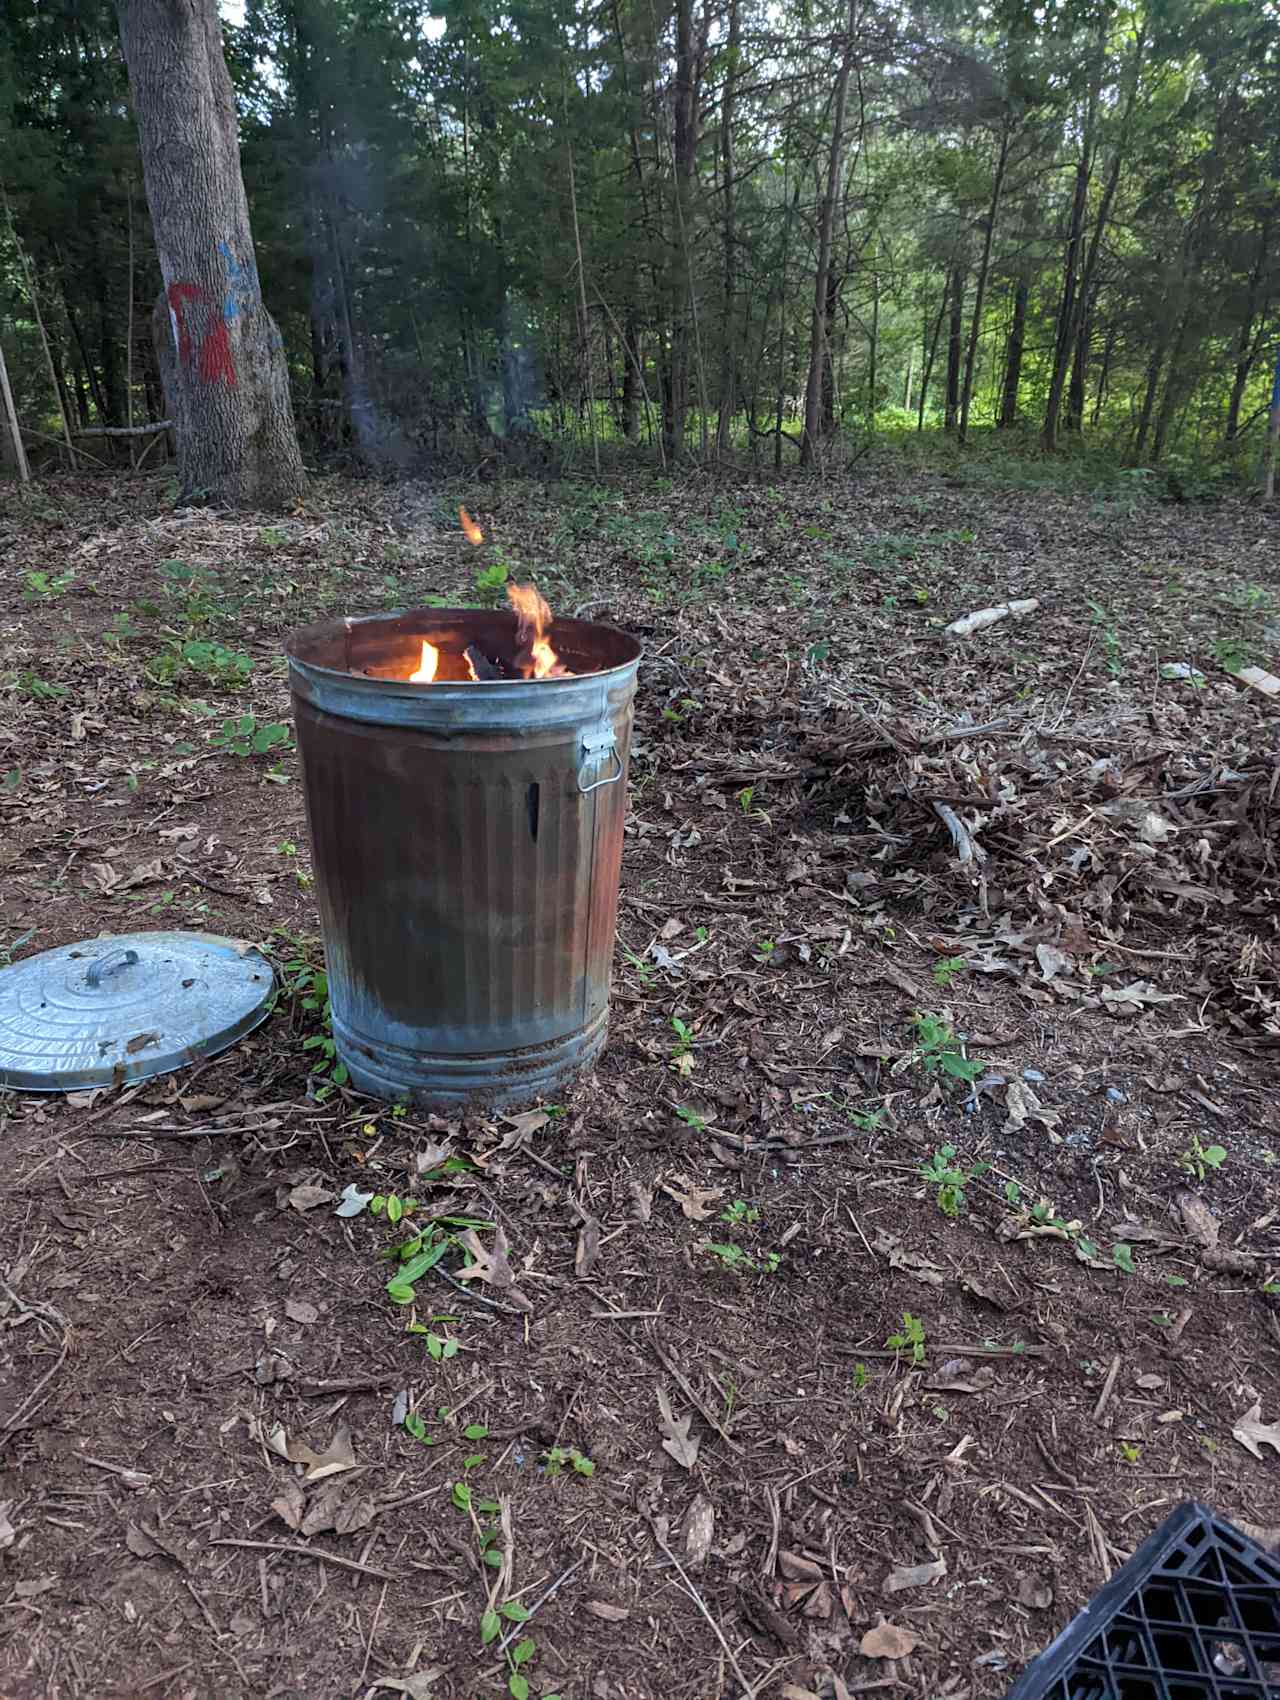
left=209, top=1538, right=394, bottom=1580
left=0, top=1280, right=71, bottom=1445
left=932, top=801, right=984, bottom=865
left=1091, top=1353, right=1123, bottom=1423
left=496, top=1556, right=585, bottom=1655
left=650, top=1525, right=758, bottom=1699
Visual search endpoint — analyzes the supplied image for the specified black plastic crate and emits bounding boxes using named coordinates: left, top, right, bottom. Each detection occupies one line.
left=1005, top=1501, right=1280, bottom=1700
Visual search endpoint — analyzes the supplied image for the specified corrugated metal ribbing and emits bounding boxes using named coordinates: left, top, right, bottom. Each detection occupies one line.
left=287, top=609, right=639, bottom=1109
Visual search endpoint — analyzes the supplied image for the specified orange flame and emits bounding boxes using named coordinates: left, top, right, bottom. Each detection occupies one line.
left=408, top=640, right=439, bottom=683
left=508, top=581, right=568, bottom=679
left=459, top=505, right=484, bottom=545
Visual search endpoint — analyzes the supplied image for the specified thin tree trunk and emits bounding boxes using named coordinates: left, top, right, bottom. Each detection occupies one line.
left=1263, top=348, right=1280, bottom=502
left=621, top=308, right=640, bottom=442
left=944, top=267, right=963, bottom=431
left=1042, top=64, right=1099, bottom=454
left=903, top=345, right=913, bottom=413
left=820, top=265, right=840, bottom=435
left=2, top=187, right=77, bottom=465
left=1227, top=216, right=1271, bottom=441
left=126, top=180, right=136, bottom=466
left=1066, top=291, right=1091, bottom=432
left=1092, top=321, right=1116, bottom=425
left=959, top=118, right=1011, bottom=444
left=999, top=275, right=1028, bottom=427
left=867, top=267, right=878, bottom=421
left=715, top=0, right=740, bottom=459
left=117, top=0, right=304, bottom=507
left=918, top=291, right=945, bottom=430
left=1152, top=308, right=1192, bottom=462
left=0, top=335, right=31, bottom=482
left=1134, top=342, right=1164, bottom=458
left=662, top=0, right=701, bottom=463
left=801, top=0, right=857, bottom=467
left=566, top=135, right=599, bottom=475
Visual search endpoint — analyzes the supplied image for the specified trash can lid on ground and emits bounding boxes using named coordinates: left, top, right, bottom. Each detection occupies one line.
left=0, top=930, right=274, bottom=1093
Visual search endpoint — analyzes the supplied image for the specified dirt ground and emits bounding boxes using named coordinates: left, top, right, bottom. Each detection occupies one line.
left=1, top=460, right=1278, bottom=1700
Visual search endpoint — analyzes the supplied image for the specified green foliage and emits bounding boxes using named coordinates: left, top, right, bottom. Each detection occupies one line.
left=209, top=714, right=291, bottom=758
left=908, top=1012, right=983, bottom=1084
left=886, top=1312, right=926, bottom=1365
left=1180, top=1136, right=1227, bottom=1181
left=23, top=570, right=75, bottom=600
left=919, top=1145, right=989, bottom=1217
left=277, top=937, right=349, bottom=1097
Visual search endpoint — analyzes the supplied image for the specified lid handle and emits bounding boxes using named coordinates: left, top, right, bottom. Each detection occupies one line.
left=86, top=947, right=140, bottom=988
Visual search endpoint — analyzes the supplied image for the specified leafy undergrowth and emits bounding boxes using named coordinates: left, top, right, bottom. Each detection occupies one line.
left=0, top=463, right=1277, bottom=1700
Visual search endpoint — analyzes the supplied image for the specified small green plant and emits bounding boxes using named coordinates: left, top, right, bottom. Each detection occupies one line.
left=669, top=1014, right=694, bottom=1075
left=703, top=1242, right=779, bottom=1275
left=736, top=785, right=755, bottom=813
left=23, top=569, right=76, bottom=600
left=149, top=639, right=254, bottom=689
left=887, top=1311, right=926, bottom=1365
left=907, top=1012, right=982, bottom=1084
left=473, top=560, right=509, bottom=603
left=14, top=670, right=68, bottom=702
left=622, top=945, right=656, bottom=987
left=542, top=1446, right=595, bottom=1477
left=674, top=1104, right=708, bottom=1133
left=721, top=1199, right=759, bottom=1226
left=278, top=940, right=349, bottom=1097
left=1087, top=600, right=1123, bottom=676
left=406, top=1312, right=460, bottom=1361
left=919, top=1144, right=989, bottom=1217
left=1213, top=636, right=1250, bottom=672
left=1180, top=1135, right=1227, bottom=1181
left=258, top=525, right=289, bottom=548
left=753, top=937, right=776, bottom=962
left=210, top=714, right=292, bottom=758
left=852, top=1362, right=868, bottom=1391
left=932, top=955, right=967, bottom=988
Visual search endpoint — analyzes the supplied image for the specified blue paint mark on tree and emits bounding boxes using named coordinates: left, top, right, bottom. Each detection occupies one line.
left=217, top=240, right=258, bottom=324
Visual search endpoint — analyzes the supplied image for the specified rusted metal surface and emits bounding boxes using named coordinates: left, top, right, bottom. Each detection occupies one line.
left=285, top=608, right=640, bottom=1108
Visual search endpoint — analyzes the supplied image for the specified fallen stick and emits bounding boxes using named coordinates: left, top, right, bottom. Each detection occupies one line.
left=209, top=1537, right=394, bottom=1580
left=944, top=598, right=1039, bottom=638
left=933, top=801, right=985, bottom=864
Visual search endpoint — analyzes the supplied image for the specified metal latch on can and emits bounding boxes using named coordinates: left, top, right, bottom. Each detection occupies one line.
left=577, top=721, right=622, bottom=793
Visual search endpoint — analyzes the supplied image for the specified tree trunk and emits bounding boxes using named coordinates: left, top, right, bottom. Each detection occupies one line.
left=1042, top=149, right=1091, bottom=452
left=1066, top=286, right=1092, bottom=432
left=117, top=0, right=304, bottom=509
left=918, top=290, right=945, bottom=430
left=944, top=267, right=963, bottom=431
left=621, top=308, right=640, bottom=442
left=820, top=265, right=841, bottom=436
left=1263, top=348, right=1280, bottom=502
left=1152, top=308, right=1192, bottom=462
left=1092, top=321, right=1115, bottom=425
left=999, top=275, right=1028, bottom=427
left=801, top=0, right=857, bottom=467
left=714, top=0, right=740, bottom=459
left=662, top=0, right=699, bottom=462
left=958, top=117, right=1011, bottom=445
left=1133, top=342, right=1164, bottom=458
left=1226, top=215, right=1271, bottom=441
left=867, top=267, right=878, bottom=421
left=0, top=335, right=31, bottom=482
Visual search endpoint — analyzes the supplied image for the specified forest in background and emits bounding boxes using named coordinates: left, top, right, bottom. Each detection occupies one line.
left=0, top=0, right=1277, bottom=489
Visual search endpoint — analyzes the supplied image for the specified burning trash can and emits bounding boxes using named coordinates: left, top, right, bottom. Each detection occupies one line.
left=285, top=585, right=640, bottom=1109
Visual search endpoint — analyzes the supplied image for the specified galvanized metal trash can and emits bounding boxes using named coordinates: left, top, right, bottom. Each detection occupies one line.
left=285, top=608, right=641, bottom=1108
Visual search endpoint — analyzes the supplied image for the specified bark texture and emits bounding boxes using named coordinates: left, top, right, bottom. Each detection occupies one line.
left=117, top=0, right=304, bottom=509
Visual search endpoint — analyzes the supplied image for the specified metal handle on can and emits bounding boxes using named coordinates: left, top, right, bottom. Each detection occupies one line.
left=86, top=947, right=140, bottom=988
left=578, top=722, right=622, bottom=794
